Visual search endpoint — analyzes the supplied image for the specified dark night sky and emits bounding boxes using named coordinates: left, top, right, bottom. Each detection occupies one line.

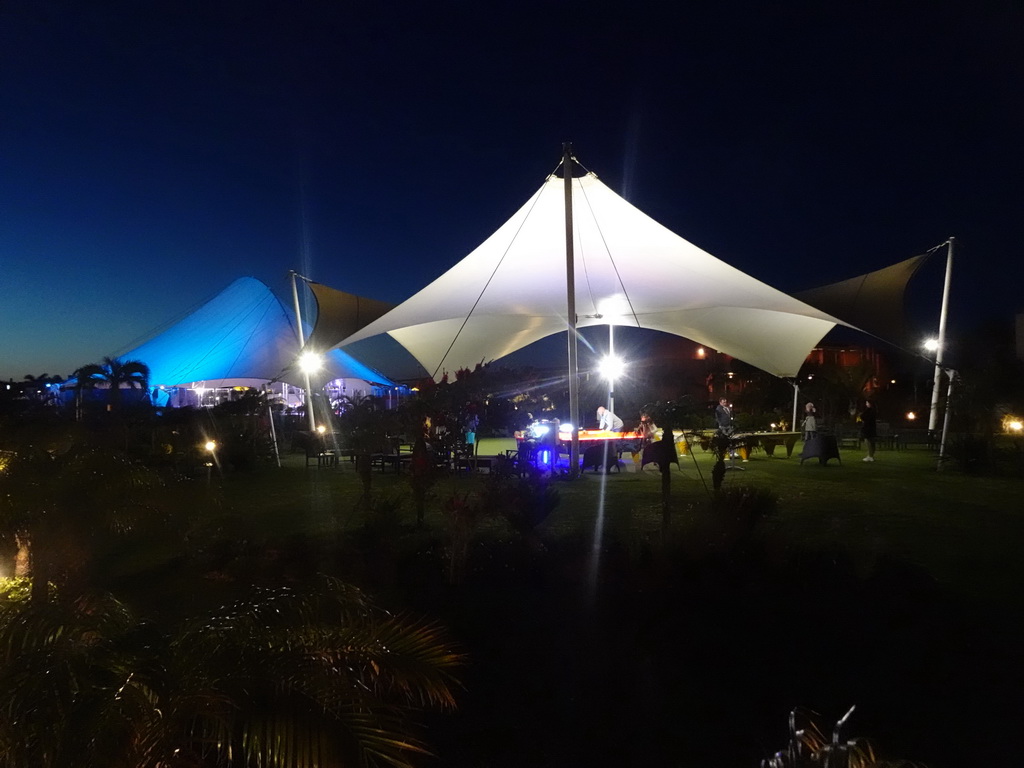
left=2, top=1, right=1021, bottom=380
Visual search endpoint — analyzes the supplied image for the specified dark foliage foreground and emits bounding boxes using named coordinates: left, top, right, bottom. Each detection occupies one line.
left=351, top=486, right=1017, bottom=768
left=2, top=429, right=1020, bottom=767
left=0, top=577, right=462, bottom=768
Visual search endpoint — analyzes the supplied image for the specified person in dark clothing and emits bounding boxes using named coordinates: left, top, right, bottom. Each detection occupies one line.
left=715, top=397, right=735, bottom=436
left=860, top=399, right=877, bottom=462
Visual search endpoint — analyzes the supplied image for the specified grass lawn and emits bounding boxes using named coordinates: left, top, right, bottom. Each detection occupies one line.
left=113, top=439, right=1023, bottom=767
left=208, top=441, right=1023, bottom=606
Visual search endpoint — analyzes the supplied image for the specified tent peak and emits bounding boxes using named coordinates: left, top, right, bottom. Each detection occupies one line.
left=552, top=146, right=594, bottom=179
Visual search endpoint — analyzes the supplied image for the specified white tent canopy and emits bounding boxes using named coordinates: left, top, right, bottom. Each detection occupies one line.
left=338, top=171, right=847, bottom=379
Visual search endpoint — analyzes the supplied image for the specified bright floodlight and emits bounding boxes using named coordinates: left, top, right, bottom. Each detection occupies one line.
left=923, top=338, right=940, bottom=352
left=316, top=424, right=326, bottom=434
left=598, top=354, right=626, bottom=382
left=204, top=440, right=217, bottom=453
left=299, top=351, right=324, bottom=373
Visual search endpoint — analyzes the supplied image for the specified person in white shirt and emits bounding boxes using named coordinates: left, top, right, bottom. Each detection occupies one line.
left=596, top=406, right=624, bottom=432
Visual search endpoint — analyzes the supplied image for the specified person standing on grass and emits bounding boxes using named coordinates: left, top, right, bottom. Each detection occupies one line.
left=860, top=398, right=877, bottom=462
left=802, top=402, right=817, bottom=441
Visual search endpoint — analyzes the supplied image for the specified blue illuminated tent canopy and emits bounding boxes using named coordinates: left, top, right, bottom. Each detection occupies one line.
left=115, top=277, right=392, bottom=389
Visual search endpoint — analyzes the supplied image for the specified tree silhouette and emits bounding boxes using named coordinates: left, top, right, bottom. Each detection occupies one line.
left=73, top=356, right=150, bottom=413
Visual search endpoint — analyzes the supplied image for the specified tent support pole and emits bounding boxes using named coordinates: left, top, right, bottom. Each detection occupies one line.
left=265, top=385, right=282, bottom=467
left=927, top=237, right=954, bottom=434
left=937, top=368, right=955, bottom=470
left=791, top=381, right=799, bottom=434
left=563, top=143, right=580, bottom=478
left=608, top=324, right=615, bottom=417
left=290, top=271, right=317, bottom=432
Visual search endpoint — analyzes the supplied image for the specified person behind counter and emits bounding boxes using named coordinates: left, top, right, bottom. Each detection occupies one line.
left=596, top=406, right=624, bottom=432
left=715, top=397, right=735, bottom=436
left=636, top=411, right=658, bottom=445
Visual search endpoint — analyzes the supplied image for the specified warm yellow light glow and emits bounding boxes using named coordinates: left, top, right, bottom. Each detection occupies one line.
left=316, top=424, right=326, bottom=434
left=1004, top=416, right=1024, bottom=433
left=696, top=347, right=706, bottom=359
left=299, top=351, right=324, bottom=373
left=906, top=412, right=916, bottom=421
left=598, top=354, right=626, bottom=382
left=204, top=440, right=217, bottom=453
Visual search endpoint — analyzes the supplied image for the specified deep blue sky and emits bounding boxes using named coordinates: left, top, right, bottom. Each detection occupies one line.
left=2, top=1, right=1021, bottom=381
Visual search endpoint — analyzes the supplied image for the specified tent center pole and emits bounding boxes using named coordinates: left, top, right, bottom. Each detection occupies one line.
left=290, top=270, right=317, bottom=433
left=563, top=143, right=580, bottom=478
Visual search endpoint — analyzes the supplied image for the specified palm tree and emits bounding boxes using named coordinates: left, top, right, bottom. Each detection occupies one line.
left=73, top=356, right=150, bottom=413
left=0, top=578, right=463, bottom=768
left=21, top=373, right=63, bottom=406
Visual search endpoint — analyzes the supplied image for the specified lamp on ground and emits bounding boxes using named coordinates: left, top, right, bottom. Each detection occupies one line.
left=202, top=439, right=218, bottom=484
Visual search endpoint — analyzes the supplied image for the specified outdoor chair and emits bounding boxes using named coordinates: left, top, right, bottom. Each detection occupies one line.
left=835, top=427, right=861, bottom=450
left=875, top=421, right=895, bottom=449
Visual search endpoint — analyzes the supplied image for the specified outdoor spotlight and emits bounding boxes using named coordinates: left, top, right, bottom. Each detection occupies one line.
left=923, top=338, right=939, bottom=352
left=907, top=412, right=917, bottom=421
left=316, top=424, right=326, bottom=434
left=1006, top=419, right=1023, bottom=434
left=598, top=354, right=626, bottom=382
left=204, top=440, right=217, bottom=453
left=299, top=351, right=324, bottom=373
